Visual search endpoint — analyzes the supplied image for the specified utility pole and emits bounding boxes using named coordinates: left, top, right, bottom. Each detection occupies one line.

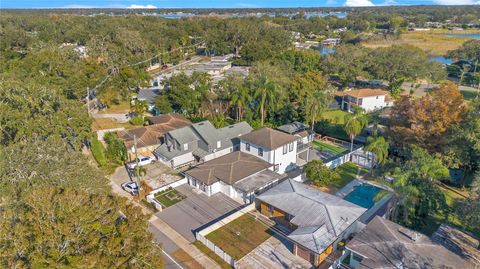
left=133, top=135, right=142, bottom=194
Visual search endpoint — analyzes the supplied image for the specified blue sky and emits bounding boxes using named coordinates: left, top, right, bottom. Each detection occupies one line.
left=1, top=0, right=479, bottom=9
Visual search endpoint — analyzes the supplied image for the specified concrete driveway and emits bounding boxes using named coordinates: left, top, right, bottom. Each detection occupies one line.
left=156, top=184, right=242, bottom=242
left=236, top=234, right=313, bottom=269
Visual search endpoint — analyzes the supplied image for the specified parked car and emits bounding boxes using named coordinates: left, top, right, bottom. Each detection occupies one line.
left=121, top=181, right=139, bottom=195
left=127, top=155, right=155, bottom=170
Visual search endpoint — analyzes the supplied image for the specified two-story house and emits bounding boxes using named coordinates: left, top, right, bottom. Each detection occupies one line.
left=239, top=128, right=298, bottom=174
left=276, top=122, right=314, bottom=154
left=336, top=89, right=393, bottom=112
left=154, top=120, right=252, bottom=168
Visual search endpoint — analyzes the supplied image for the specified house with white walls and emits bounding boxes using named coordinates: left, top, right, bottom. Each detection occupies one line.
left=336, top=89, right=393, bottom=112
left=184, top=151, right=286, bottom=204
left=239, top=128, right=298, bottom=174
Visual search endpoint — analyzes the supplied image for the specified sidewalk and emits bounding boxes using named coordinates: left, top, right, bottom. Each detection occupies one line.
left=149, top=215, right=221, bottom=269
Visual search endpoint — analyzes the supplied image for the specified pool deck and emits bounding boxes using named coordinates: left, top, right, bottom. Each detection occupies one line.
left=335, top=178, right=393, bottom=198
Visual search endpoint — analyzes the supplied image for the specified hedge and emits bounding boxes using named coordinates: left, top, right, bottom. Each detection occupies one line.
left=90, top=137, right=107, bottom=167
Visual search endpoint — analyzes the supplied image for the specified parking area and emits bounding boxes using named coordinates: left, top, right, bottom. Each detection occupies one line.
left=236, top=234, right=313, bottom=269
left=156, top=184, right=242, bottom=242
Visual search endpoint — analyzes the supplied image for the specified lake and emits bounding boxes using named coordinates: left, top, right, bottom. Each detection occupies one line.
left=443, top=33, right=480, bottom=39
left=429, top=56, right=452, bottom=65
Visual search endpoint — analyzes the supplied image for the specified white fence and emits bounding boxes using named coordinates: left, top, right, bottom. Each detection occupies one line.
left=195, top=203, right=255, bottom=268
left=96, top=128, right=125, bottom=142
left=146, top=177, right=187, bottom=211
left=325, top=147, right=366, bottom=169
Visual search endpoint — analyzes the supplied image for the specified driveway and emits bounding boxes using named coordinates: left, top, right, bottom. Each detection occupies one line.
left=236, top=234, right=313, bottom=269
left=156, top=184, right=242, bottom=242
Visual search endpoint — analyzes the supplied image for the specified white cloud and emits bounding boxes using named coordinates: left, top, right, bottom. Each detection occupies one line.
left=432, top=0, right=477, bottom=4
left=128, top=4, right=158, bottom=9
left=344, top=0, right=375, bottom=6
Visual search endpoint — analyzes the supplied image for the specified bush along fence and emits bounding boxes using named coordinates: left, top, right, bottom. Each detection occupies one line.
left=146, top=177, right=187, bottom=211
left=195, top=203, right=255, bottom=268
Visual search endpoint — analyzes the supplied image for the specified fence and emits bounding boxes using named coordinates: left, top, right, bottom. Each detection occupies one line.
left=96, top=127, right=125, bottom=142
left=195, top=203, right=255, bottom=268
left=324, top=147, right=365, bottom=169
left=146, top=177, right=187, bottom=211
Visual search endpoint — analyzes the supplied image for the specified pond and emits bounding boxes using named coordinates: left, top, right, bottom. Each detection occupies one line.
left=443, top=33, right=480, bottom=39
left=344, top=184, right=384, bottom=209
left=429, top=56, right=452, bottom=65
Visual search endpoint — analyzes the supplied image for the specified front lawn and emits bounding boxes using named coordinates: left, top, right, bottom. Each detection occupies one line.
left=154, top=188, right=186, bottom=208
left=205, top=214, right=272, bottom=260
left=313, top=140, right=347, bottom=154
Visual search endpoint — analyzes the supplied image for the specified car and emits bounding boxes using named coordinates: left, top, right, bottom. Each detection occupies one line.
left=126, top=155, right=155, bottom=170
left=121, top=181, right=139, bottom=195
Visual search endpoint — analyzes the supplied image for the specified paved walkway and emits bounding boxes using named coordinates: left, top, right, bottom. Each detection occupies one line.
left=150, top=215, right=221, bottom=269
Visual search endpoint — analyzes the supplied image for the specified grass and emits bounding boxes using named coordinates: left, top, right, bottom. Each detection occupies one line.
left=97, top=101, right=131, bottom=114
left=193, top=241, right=232, bottom=269
left=154, top=188, right=186, bottom=208
left=322, top=110, right=349, bottom=124
left=205, top=214, right=272, bottom=260
left=335, top=162, right=369, bottom=188
left=171, top=248, right=203, bottom=269
left=460, top=90, right=480, bottom=101
left=91, top=118, right=135, bottom=131
left=313, top=140, right=347, bottom=154
left=316, top=110, right=350, bottom=140
left=362, top=29, right=480, bottom=56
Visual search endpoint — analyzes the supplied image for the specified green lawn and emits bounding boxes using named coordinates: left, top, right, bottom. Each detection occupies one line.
left=154, top=188, right=185, bottom=208
left=334, top=162, right=369, bottom=189
left=205, top=214, right=272, bottom=260
left=313, top=140, right=347, bottom=154
left=460, top=90, right=479, bottom=101
left=193, top=241, right=232, bottom=269
left=322, top=110, right=349, bottom=124
left=317, top=110, right=350, bottom=140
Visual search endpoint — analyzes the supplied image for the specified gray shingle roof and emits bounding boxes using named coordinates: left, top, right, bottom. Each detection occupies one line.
left=347, top=216, right=473, bottom=269
left=240, top=128, right=297, bottom=150
left=257, top=179, right=366, bottom=254
left=276, top=121, right=309, bottom=134
left=138, top=88, right=161, bottom=104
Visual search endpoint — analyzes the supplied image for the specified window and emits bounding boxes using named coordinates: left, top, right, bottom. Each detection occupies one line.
left=258, top=147, right=263, bottom=157
left=352, top=253, right=363, bottom=262
left=376, top=96, right=379, bottom=99
left=283, top=145, right=287, bottom=154
left=184, top=143, right=188, bottom=151
left=289, top=142, right=294, bottom=152
left=268, top=204, right=274, bottom=212
left=246, top=143, right=250, bottom=152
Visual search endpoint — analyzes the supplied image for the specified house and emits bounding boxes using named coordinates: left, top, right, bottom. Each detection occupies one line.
left=117, top=113, right=191, bottom=158
left=322, top=38, right=341, bottom=46
left=239, top=128, right=298, bottom=174
left=344, top=216, right=473, bottom=269
left=336, top=89, right=393, bottom=113
left=154, top=121, right=252, bottom=168
left=276, top=122, right=314, bottom=154
left=256, top=179, right=367, bottom=267
left=184, top=151, right=286, bottom=204
left=135, top=87, right=161, bottom=114
left=432, top=223, right=480, bottom=267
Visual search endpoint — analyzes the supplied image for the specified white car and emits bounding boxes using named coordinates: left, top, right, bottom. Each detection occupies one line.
left=121, top=181, right=139, bottom=195
left=127, top=155, right=155, bottom=170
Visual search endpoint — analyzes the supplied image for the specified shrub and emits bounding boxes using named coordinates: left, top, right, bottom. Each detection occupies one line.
left=305, top=160, right=340, bottom=186
left=90, top=137, right=107, bottom=167
left=130, top=116, right=145, bottom=126
left=104, top=132, right=127, bottom=164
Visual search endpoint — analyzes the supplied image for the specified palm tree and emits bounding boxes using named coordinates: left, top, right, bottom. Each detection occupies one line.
left=389, top=173, right=419, bottom=226
left=131, top=99, right=148, bottom=116
left=344, top=107, right=368, bottom=151
left=364, top=135, right=389, bottom=175
left=253, top=75, right=280, bottom=126
left=305, top=89, right=333, bottom=132
left=230, top=85, right=251, bottom=121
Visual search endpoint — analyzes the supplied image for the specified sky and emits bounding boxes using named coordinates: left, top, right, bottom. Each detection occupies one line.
left=1, top=0, right=479, bottom=9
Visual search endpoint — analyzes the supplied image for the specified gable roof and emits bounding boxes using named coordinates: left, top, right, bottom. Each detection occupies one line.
left=148, top=113, right=190, bottom=126
left=185, top=151, right=272, bottom=185
left=346, top=216, right=473, bottom=269
left=257, top=179, right=366, bottom=254
left=240, top=128, right=297, bottom=150
left=336, top=88, right=389, bottom=98
left=118, top=114, right=191, bottom=149
left=138, top=88, right=161, bottom=104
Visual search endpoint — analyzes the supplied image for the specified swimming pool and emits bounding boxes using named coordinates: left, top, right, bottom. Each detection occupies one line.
left=344, top=184, right=384, bottom=209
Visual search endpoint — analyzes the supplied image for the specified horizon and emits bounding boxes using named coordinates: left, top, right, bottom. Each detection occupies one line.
left=1, top=0, right=479, bottom=9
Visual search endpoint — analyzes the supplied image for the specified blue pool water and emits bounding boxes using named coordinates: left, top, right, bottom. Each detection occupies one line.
left=429, top=56, right=452, bottom=65
left=344, top=184, right=382, bottom=209
left=443, top=33, right=480, bottom=39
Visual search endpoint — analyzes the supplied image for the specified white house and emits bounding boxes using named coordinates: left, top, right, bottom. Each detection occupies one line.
left=239, top=128, right=298, bottom=174
left=337, top=89, right=393, bottom=113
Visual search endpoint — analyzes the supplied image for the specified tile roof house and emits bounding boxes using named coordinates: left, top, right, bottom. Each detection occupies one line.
left=256, top=179, right=366, bottom=267
left=117, top=113, right=191, bottom=157
left=239, top=128, right=298, bottom=174
left=336, top=88, right=393, bottom=113
left=345, top=216, right=474, bottom=269
left=184, top=151, right=286, bottom=204
left=154, top=121, right=253, bottom=168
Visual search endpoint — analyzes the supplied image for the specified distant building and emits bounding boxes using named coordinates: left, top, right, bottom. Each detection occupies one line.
left=322, top=38, right=341, bottom=46
left=336, top=89, right=393, bottom=113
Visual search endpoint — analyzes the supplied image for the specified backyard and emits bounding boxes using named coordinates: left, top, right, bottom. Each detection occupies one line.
left=317, top=110, right=350, bottom=140
left=154, top=188, right=186, bottom=208
left=313, top=140, right=347, bottom=155
left=311, top=162, right=370, bottom=194
left=205, top=214, right=272, bottom=260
